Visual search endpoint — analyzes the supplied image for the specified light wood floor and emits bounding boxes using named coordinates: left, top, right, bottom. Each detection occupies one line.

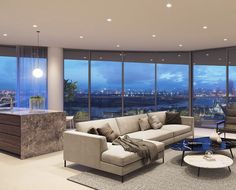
left=0, top=128, right=235, bottom=190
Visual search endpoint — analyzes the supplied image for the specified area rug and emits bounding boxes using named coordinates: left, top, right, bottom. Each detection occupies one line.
left=68, top=148, right=236, bottom=190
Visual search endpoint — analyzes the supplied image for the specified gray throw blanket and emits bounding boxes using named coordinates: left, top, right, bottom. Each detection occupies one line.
left=112, top=135, right=159, bottom=164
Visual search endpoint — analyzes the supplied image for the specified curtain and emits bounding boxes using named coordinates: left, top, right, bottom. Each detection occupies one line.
left=17, top=46, right=48, bottom=108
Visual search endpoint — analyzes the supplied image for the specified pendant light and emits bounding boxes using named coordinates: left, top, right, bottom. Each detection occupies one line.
left=32, top=30, right=43, bottom=78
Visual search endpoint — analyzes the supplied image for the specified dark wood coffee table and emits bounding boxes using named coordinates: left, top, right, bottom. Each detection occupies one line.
left=170, top=137, right=235, bottom=166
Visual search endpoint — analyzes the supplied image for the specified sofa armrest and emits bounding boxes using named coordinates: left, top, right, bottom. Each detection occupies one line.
left=181, top=116, right=194, bottom=136
left=63, top=130, right=108, bottom=168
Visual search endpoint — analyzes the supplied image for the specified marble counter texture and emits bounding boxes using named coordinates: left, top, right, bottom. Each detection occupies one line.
left=0, top=109, right=66, bottom=159
left=21, top=111, right=66, bottom=159
left=0, top=107, right=62, bottom=115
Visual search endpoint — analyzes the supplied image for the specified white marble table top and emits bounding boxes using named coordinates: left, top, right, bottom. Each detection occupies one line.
left=184, top=154, right=233, bottom=169
left=66, top=116, right=74, bottom=121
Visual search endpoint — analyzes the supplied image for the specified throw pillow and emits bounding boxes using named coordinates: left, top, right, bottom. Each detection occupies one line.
left=138, top=116, right=151, bottom=131
left=148, top=115, right=163, bottom=129
left=87, top=127, right=99, bottom=135
left=165, top=112, right=181, bottom=124
left=97, top=123, right=118, bottom=142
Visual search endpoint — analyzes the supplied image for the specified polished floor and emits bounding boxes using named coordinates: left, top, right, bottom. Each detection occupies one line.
left=0, top=128, right=235, bottom=190
left=0, top=150, right=90, bottom=190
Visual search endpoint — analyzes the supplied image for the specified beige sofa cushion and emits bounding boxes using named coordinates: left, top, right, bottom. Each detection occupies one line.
left=127, top=129, right=173, bottom=141
left=76, top=118, right=120, bottom=136
left=116, top=114, right=147, bottom=135
left=149, top=115, right=163, bottom=129
left=138, top=116, right=151, bottom=131
left=147, top=111, right=166, bottom=124
left=102, top=141, right=164, bottom=167
left=161, top=124, right=191, bottom=136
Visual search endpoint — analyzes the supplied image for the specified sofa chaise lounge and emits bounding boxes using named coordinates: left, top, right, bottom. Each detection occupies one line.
left=63, top=111, right=194, bottom=181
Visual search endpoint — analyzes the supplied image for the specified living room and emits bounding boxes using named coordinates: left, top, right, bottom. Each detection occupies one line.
left=0, top=0, right=236, bottom=190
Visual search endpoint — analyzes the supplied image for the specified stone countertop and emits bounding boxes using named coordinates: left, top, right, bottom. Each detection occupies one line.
left=0, top=107, right=63, bottom=116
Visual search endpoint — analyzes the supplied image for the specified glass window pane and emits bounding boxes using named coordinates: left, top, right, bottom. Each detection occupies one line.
left=157, top=64, right=189, bottom=115
left=124, top=62, right=155, bottom=115
left=91, top=59, right=122, bottom=119
left=193, top=49, right=227, bottom=128
left=0, top=56, right=17, bottom=106
left=229, top=48, right=236, bottom=103
left=64, top=59, right=89, bottom=121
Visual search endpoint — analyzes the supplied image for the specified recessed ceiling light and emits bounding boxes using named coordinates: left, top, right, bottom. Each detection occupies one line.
left=203, top=26, right=208, bottom=29
left=83, top=56, right=87, bottom=59
left=33, top=25, right=38, bottom=28
left=206, top=53, right=209, bottom=56
left=178, top=54, right=181, bottom=57
left=161, top=58, right=165, bottom=62
left=150, top=59, right=153, bottom=62
left=116, top=44, right=120, bottom=48
left=106, top=18, right=112, bottom=22
left=224, top=38, right=228, bottom=41
left=152, top=34, right=156, bottom=38
left=79, top=36, right=84, bottom=39
left=218, top=58, right=222, bottom=61
left=178, top=44, right=183, bottom=47
left=99, top=57, right=103, bottom=59
left=166, top=3, right=172, bottom=8
left=3, top=33, right=7, bottom=37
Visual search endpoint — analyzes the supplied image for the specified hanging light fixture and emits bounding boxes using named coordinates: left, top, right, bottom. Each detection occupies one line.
left=32, top=30, right=43, bottom=78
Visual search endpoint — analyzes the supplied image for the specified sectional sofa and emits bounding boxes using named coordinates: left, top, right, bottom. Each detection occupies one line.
left=63, top=111, right=194, bottom=181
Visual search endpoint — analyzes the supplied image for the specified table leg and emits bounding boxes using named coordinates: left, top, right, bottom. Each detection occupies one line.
left=229, top=148, right=234, bottom=159
left=228, top=166, right=231, bottom=173
left=181, top=151, right=185, bottom=166
left=197, top=167, right=200, bottom=177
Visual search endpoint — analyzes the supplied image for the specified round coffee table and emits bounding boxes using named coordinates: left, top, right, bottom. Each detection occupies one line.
left=184, top=154, right=233, bottom=177
left=170, top=137, right=235, bottom=166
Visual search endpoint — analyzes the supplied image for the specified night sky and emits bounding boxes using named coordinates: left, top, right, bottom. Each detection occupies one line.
left=64, top=60, right=232, bottom=92
left=0, top=57, right=235, bottom=92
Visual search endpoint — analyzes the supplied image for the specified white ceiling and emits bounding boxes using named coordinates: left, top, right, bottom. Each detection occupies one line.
left=0, top=0, right=236, bottom=51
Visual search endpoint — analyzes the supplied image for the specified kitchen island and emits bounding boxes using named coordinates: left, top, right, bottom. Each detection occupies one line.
left=0, top=108, right=66, bottom=159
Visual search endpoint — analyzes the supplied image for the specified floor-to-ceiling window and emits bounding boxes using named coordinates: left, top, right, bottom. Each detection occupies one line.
left=18, top=46, right=48, bottom=108
left=63, top=47, right=236, bottom=127
left=0, top=45, right=48, bottom=109
left=64, top=50, right=89, bottom=121
left=156, top=53, right=190, bottom=115
left=0, top=46, right=17, bottom=107
left=124, top=53, right=155, bottom=115
left=193, top=49, right=227, bottom=128
left=229, top=48, right=236, bottom=103
left=91, top=52, right=122, bottom=119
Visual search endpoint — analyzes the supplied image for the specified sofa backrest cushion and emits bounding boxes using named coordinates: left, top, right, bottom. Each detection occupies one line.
left=76, top=118, right=121, bottom=136
left=115, top=114, right=147, bottom=135
left=147, top=111, right=166, bottom=124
